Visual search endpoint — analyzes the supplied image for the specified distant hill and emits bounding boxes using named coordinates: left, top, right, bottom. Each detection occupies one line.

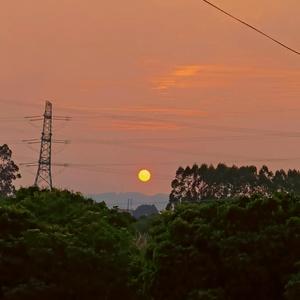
left=133, top=204, right=159, bottom=219
left=88, top=192, right=169, bottom=211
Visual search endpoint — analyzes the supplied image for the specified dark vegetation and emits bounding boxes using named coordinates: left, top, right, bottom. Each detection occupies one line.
left=0, top=144, right=20, bottom=197
left=0, top=188, right=137, bottom=299
left=142, top=194, right=300, bottom=300
left=0, top=189, right=299, bottom=299
left=169, top=163, right=300, bottom=209
left=0, top=147, right=299, bottom=299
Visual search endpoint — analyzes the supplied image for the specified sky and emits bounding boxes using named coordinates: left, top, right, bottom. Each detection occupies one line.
left=0, top=0, right=300, bottom=194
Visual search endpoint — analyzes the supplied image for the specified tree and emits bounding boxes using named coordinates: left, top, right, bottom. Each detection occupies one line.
left=169, top=163, right=300, bottom=208
left=285, top=271, right=300, bottom=300
left=140, top=194, right=300, bottom=300
left=0, top=144, right=21, bottom=197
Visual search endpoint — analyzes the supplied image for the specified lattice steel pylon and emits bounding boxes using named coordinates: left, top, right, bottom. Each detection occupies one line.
left=34, top=101, right=53, bottom=190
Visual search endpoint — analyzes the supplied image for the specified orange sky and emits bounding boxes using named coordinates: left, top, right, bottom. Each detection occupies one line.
left=1, top=0, right=300, bottom=194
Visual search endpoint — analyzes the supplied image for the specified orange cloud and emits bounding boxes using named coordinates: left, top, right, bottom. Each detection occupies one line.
left=172, top=65, right=201, bottom=77
left=58, top=105, right=207, bottom=118
left=111, top=120, right=182, bottom=131
left=153, top=64, right=300, bottom=91
left=153, top=65, right=202, bottom=91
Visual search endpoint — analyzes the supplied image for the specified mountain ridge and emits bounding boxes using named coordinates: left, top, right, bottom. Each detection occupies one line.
left=88, top=192, right=169, bottom=210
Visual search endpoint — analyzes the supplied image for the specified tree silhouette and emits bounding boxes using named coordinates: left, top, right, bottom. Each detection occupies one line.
left=0, top=144, right=21, bottom=197
left=169, top=163, right=300, bottom=208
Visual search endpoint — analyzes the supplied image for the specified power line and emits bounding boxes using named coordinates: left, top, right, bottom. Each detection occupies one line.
left=200, top=0, right=300, bottom=56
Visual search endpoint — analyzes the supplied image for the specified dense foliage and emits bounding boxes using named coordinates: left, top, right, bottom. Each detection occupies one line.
left=139, top=193, right=300, bottom=300
left=0, top=188, right=137, bottom=299
left=0, top=144, right=20, bottom=197
left=1, top=188, right=300, bottom=299
left=169, top=164, right=300, bottom=208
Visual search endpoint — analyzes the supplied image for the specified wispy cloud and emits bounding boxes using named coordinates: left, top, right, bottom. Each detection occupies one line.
left=153, top=65, right=201, bottom=91
left=61, top=106, right=207, bottom=132
left=172, top=65, right=201, bottom=77
left=56, top=105, right=207, bottom=118
left=152, top=64, right=300, bottom=92
left=110, top=120, right=182, bottom=131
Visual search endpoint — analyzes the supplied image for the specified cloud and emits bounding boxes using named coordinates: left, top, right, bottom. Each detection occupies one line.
left=153, top=65, right=202, bottom=91
left=53, top=104, right=208, bottom=133
left=103, top=107, right=207, bottom=118
left=110, top=120, right=182, bottom=131
left=152, top=64, right=300, bottom=92
left=172, top=65, right=201, bottom=77
left=57, top=105, right=207, bottom=118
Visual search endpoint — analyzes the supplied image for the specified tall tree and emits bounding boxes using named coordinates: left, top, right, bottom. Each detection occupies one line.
left=0, top=144, right=21, bottom=197
left=169, top=163, right=300, bottom=208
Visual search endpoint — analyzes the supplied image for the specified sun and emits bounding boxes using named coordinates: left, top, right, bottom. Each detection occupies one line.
left=138, top=169, right=151, bottom=183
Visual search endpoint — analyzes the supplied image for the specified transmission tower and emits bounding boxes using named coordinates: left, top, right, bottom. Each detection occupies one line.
left=34, top=101, right=53, bottom=189
left=21, top=101, right=71, bottom=189
left=127, top=198, right=133, bottom=213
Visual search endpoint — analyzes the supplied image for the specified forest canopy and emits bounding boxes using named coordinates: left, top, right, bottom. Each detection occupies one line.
left=0, top=188, right=137, bottom=299
left=140, top=193, right=300, bottom=300
left=0, top=188, right=299, bottom=299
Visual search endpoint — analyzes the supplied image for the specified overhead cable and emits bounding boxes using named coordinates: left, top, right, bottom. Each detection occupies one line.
left=201, top=0, right=300, bottom=55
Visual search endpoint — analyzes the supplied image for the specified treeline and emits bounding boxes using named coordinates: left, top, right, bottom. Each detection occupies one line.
left=169, top=164, right=300, bottom=208
left=0, top=188, right=300, bottom=299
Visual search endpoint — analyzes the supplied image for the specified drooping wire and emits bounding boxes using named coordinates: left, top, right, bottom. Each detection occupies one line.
left=200, top=0, right=300, bottom=56
left=52, top=164, right=172, bottom=181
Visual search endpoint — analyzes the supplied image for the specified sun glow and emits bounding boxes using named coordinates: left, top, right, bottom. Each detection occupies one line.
left=138, top=169, right=151, bottom=183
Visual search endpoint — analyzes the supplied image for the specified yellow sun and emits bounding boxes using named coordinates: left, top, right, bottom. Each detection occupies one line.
left=138, top=169, right=151, bottom=183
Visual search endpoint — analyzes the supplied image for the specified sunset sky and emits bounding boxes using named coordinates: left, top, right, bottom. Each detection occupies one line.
left=1, top=0, right=300, bottom=194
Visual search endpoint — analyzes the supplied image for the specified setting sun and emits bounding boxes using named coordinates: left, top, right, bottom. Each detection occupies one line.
left=138, top=169, right=151, bottom=183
